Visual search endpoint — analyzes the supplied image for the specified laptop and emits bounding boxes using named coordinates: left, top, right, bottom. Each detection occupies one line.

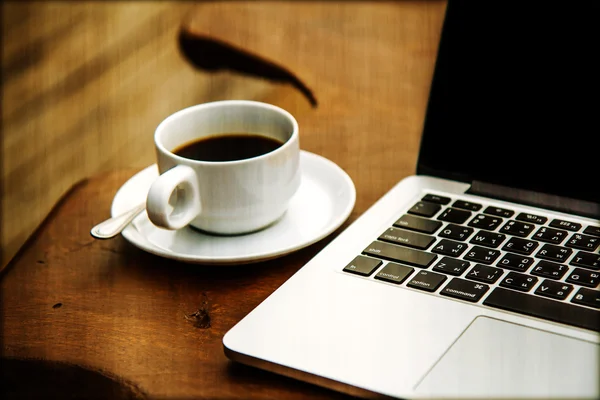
left=223, top=1, right=600, bottom=398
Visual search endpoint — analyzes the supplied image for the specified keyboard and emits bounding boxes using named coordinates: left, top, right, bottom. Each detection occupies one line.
left=342, top=193, right=600, bottom=332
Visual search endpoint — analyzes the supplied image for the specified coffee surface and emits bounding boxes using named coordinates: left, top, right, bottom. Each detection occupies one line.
left=173, top=133, right=283, bottom=162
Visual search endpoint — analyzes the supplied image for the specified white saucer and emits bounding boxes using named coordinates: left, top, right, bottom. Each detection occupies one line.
left=111, top=151, right=356, bottom=265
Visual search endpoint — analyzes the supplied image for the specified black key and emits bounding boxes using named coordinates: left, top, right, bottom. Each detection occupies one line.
left=550, top=219, right=582, bottom=232
left=565, top=233, right=600, bottom=251
left=484, top=206, right=514, bottom=218
left=394, top=214, right=442, bottom=234
left=408, top=201, right=441, bottom=218
left=502, top=237, right=538, bottom=255
left=536, top=244, right=573, bottom=263
left=464, top=246, right=501, bottom=265
left=468, top=214, right=503, bottom=231
left=439, top=224, right=474, bottom=241
left=440, top=278, right=489, bottom=302
left=452, top=200, right=482, bottom=211
left=437, top=208, right=472, bottom=224
left=407, top=270, right=447, bottom=292
left=516, top=212, right=548, bottom=225
left=566, top=268, right=600, bottom=288
left=431, top=239, right=468, bottom=257
left=484, top=287, right=600, bottom=332
left=533, top=227, right=568, bottom=244
left=374, top=263, right=414, bottom=284
left=570, top=251, right=600, bottom=270
left=422, top=194, right=451, bottom=205
left=534, top=280, right=574, bottom=300
left=500, top=272, right=538, bottom=292
left=572, top=288, right=600, bottom=309
left=500, top=220, right=535, bottom=237
left=432, top=257, right=471, bottom=276
left=378, top=227, right=435, bottom=250
left=466, top=264, right=503, bottom=284
left=469, top=230, right=506, bottom=249
left=343, top=256, right=382, bottom=276
left=497, top=253, right=534, bottom=272
left=583, top=226, right=600, bottom=238
left=530, top=260, right=568, bottom=280
left=363, top=241, right=437, bottom=269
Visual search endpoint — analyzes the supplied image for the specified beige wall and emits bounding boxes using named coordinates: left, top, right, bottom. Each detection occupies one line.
left=1, top=1, right=288, bottom=269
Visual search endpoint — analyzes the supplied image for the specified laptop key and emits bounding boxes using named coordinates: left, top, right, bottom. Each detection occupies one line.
left=374, top=263, right=414, bottom=284
left=500, top=272, right=538, bottom=292
left=452, top=200, right=482, bottom=211
left=421, top=194, right=451, bottom=205
left=571, top=288, right=600, bottom=309
left=407, top=270, right=447, bottom=292
left=499, top=220, right=535, bottom=237
left=534, top=280, right=573, bottom=300
left=408, top=201, right=441, bottom=218
left=432, top=239, right=468, bottom=257
left=439, top=224, right=474, bottom=241
left=437, top=208, right=472, bottom=224
left=502, top=237, right=538, bottom=255
left=468, top=214, right=503, bottom=231
left=363, top=241, right=437, bottom=268
left=565, top=233, right=600, bottom=251
left=497, top=253, right=534, bottom=272
left=441, top=278, right=489, bottom=302
left=469, top=230, right=506, bottom=248
left=378, top=227, right=435, bottom=250
left=570, top=251, right=600, bottom=270
left=516, top=212, right=548, bottom=225
left=550, top=219, right=582, bottom=232
left=536, top=244, right=573, bottom=263
left=432, top=256, right=470, bottom=276
left=464, top=246, right=501, bottom=265
left=530, top=260, right=568, bottom=280
left=343, top=256, right=382, bottom=276
left=533, top=227, right=568, bottom=244
left=483, top=206, right=514, bottom=218
left=484, top=287, right=600, bottom=332
left=466, top=264, right=503, bottom=284
left=583, top=226, right=600, bottom=238
left=394, top=214, right=442, bottom=234
left=566, top=268, right=599, bottom=288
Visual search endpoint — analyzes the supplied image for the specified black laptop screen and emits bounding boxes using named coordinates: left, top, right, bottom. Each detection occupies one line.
left=417, top=1, right=599, bottom=204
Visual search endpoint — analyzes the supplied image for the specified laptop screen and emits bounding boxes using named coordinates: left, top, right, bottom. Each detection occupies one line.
left=417, top=1, right=599, bottom=204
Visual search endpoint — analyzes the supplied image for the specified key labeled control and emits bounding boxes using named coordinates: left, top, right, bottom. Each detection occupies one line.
left=374, top=263, right=414, bottom=284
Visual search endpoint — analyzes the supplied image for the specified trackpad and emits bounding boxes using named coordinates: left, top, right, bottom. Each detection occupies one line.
left=415, top=316, right=599, bottom=398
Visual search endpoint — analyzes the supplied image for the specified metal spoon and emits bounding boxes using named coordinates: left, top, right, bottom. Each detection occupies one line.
left=90, top=203, right=146, bottom=239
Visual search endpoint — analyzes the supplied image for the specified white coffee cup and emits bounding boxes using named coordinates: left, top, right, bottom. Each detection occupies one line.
left=146, top=100, right=301, bottom=234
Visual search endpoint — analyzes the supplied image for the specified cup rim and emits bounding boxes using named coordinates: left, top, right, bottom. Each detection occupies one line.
left=154, top=100, right=299, bottom=166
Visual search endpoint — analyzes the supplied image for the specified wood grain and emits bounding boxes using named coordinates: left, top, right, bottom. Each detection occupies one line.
left=2, top=1, right=446, bottom=398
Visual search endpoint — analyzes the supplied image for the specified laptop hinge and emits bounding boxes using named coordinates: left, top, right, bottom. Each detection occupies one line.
left=467, top=181, right=600, bottom=220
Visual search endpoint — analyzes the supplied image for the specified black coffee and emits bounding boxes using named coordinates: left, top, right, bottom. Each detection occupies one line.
left=173, top=133, right=283, bottom=162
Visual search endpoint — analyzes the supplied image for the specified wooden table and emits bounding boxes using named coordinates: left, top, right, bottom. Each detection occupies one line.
left=1, top=2, right=446, bottom=398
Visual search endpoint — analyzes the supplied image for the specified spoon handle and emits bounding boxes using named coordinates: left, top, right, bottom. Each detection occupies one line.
left=90, top=203, right=146, bottom=239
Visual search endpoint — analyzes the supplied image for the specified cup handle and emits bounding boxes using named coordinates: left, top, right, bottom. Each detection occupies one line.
left=146, top=165, right=201, bottom=230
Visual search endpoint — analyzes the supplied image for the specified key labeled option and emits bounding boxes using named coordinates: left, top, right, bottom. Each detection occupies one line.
left=534, top=279, right=573, bottom=300
left=432, top=257, right=471, bottom=276
left=343, top=256, right=382, bottom=276
left=378, top=227, right=435, bottom=250
left=374, top=262, right=414, bottom=284
left=407, top=270, right=447, bottom=292
left=440, top=278, right=489, bottom=302
left=500, top=271, right=538, bottom=292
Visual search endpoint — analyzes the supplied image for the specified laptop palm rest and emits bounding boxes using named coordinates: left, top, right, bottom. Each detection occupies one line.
left=415, top=316, right=599, bottom=398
